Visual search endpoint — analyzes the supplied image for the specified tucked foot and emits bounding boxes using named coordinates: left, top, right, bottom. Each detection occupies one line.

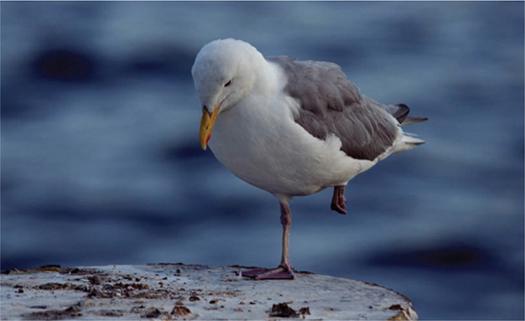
left=240, top=265, right=296, bottom=280
left=331, top=185, right=347, bottom=215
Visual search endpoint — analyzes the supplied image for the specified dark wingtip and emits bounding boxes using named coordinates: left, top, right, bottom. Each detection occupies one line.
left=393, top=104, right=410, bottom=124
left=388, top=104, right=428, bottom=126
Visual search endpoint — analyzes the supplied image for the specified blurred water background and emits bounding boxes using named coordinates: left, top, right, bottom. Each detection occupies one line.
left=1, top=2, right=523, bottom=320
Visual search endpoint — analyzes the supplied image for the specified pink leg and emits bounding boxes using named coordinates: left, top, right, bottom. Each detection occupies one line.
left=241, top=201, right=296, bottom=280
left=330, top=185, right=347, bottom=215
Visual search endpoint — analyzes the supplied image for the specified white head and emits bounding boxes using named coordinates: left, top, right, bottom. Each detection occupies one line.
left=192, top=39, right=266, bottom=149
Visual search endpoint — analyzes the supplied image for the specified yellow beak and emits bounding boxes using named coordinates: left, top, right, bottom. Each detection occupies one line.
left=199, top=102, right=221, bottom=150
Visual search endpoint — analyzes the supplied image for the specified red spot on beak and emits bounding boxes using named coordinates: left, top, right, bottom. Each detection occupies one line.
left=206, top=134, right=211, bottom=145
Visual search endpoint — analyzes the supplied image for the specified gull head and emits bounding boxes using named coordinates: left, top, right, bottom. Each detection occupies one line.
left=192, top=39, right=265, bottom=149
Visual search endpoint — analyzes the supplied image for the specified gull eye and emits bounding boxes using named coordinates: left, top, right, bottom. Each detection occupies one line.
left=224, top=79, right=232, bottom=87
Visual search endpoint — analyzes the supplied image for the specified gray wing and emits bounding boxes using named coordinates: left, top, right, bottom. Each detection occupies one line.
left=268, top=56, right=400, bottom=161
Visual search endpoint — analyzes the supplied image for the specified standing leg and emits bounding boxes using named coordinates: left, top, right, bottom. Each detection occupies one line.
left=278, top=202, right=293, bottom=271
left=241, top=200, right=296, bottom=280
left=331, top=185, right=347, bottom=215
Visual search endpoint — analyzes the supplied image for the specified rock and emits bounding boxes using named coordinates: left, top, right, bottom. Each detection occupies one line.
left=0, top=263, right=417, bottom=320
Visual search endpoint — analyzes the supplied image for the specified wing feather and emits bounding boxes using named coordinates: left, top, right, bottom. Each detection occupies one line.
left=268, top=56, right=399, bottom=161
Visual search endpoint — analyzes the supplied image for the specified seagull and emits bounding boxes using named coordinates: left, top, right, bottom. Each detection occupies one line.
left=191, top=39, right=427, bottom=280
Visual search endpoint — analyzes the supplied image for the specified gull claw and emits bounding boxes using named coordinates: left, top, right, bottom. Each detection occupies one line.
left=240, top=265, right=296, bottom=280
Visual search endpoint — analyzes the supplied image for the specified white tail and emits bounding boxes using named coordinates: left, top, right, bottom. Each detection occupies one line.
left=392, top=132, right=425, bottom=154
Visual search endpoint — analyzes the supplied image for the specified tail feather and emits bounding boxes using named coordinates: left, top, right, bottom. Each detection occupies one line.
left=401, top=116, right=428, bottom=126
left=391, top=132, right=425, bottom=154
left=403, top=133, right=426, bottom=146
left=384, top=103, right=427, bottom=155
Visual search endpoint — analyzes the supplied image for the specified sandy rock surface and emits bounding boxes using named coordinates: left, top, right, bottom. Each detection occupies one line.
left=1, top=263, right=417, bottom=320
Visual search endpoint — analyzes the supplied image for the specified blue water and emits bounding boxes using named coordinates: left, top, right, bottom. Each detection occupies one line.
left=1, top=2, right=523, bottom=320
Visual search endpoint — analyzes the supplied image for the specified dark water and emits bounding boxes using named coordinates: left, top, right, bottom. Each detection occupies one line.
left=2, top=2, right=523, bottom=320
